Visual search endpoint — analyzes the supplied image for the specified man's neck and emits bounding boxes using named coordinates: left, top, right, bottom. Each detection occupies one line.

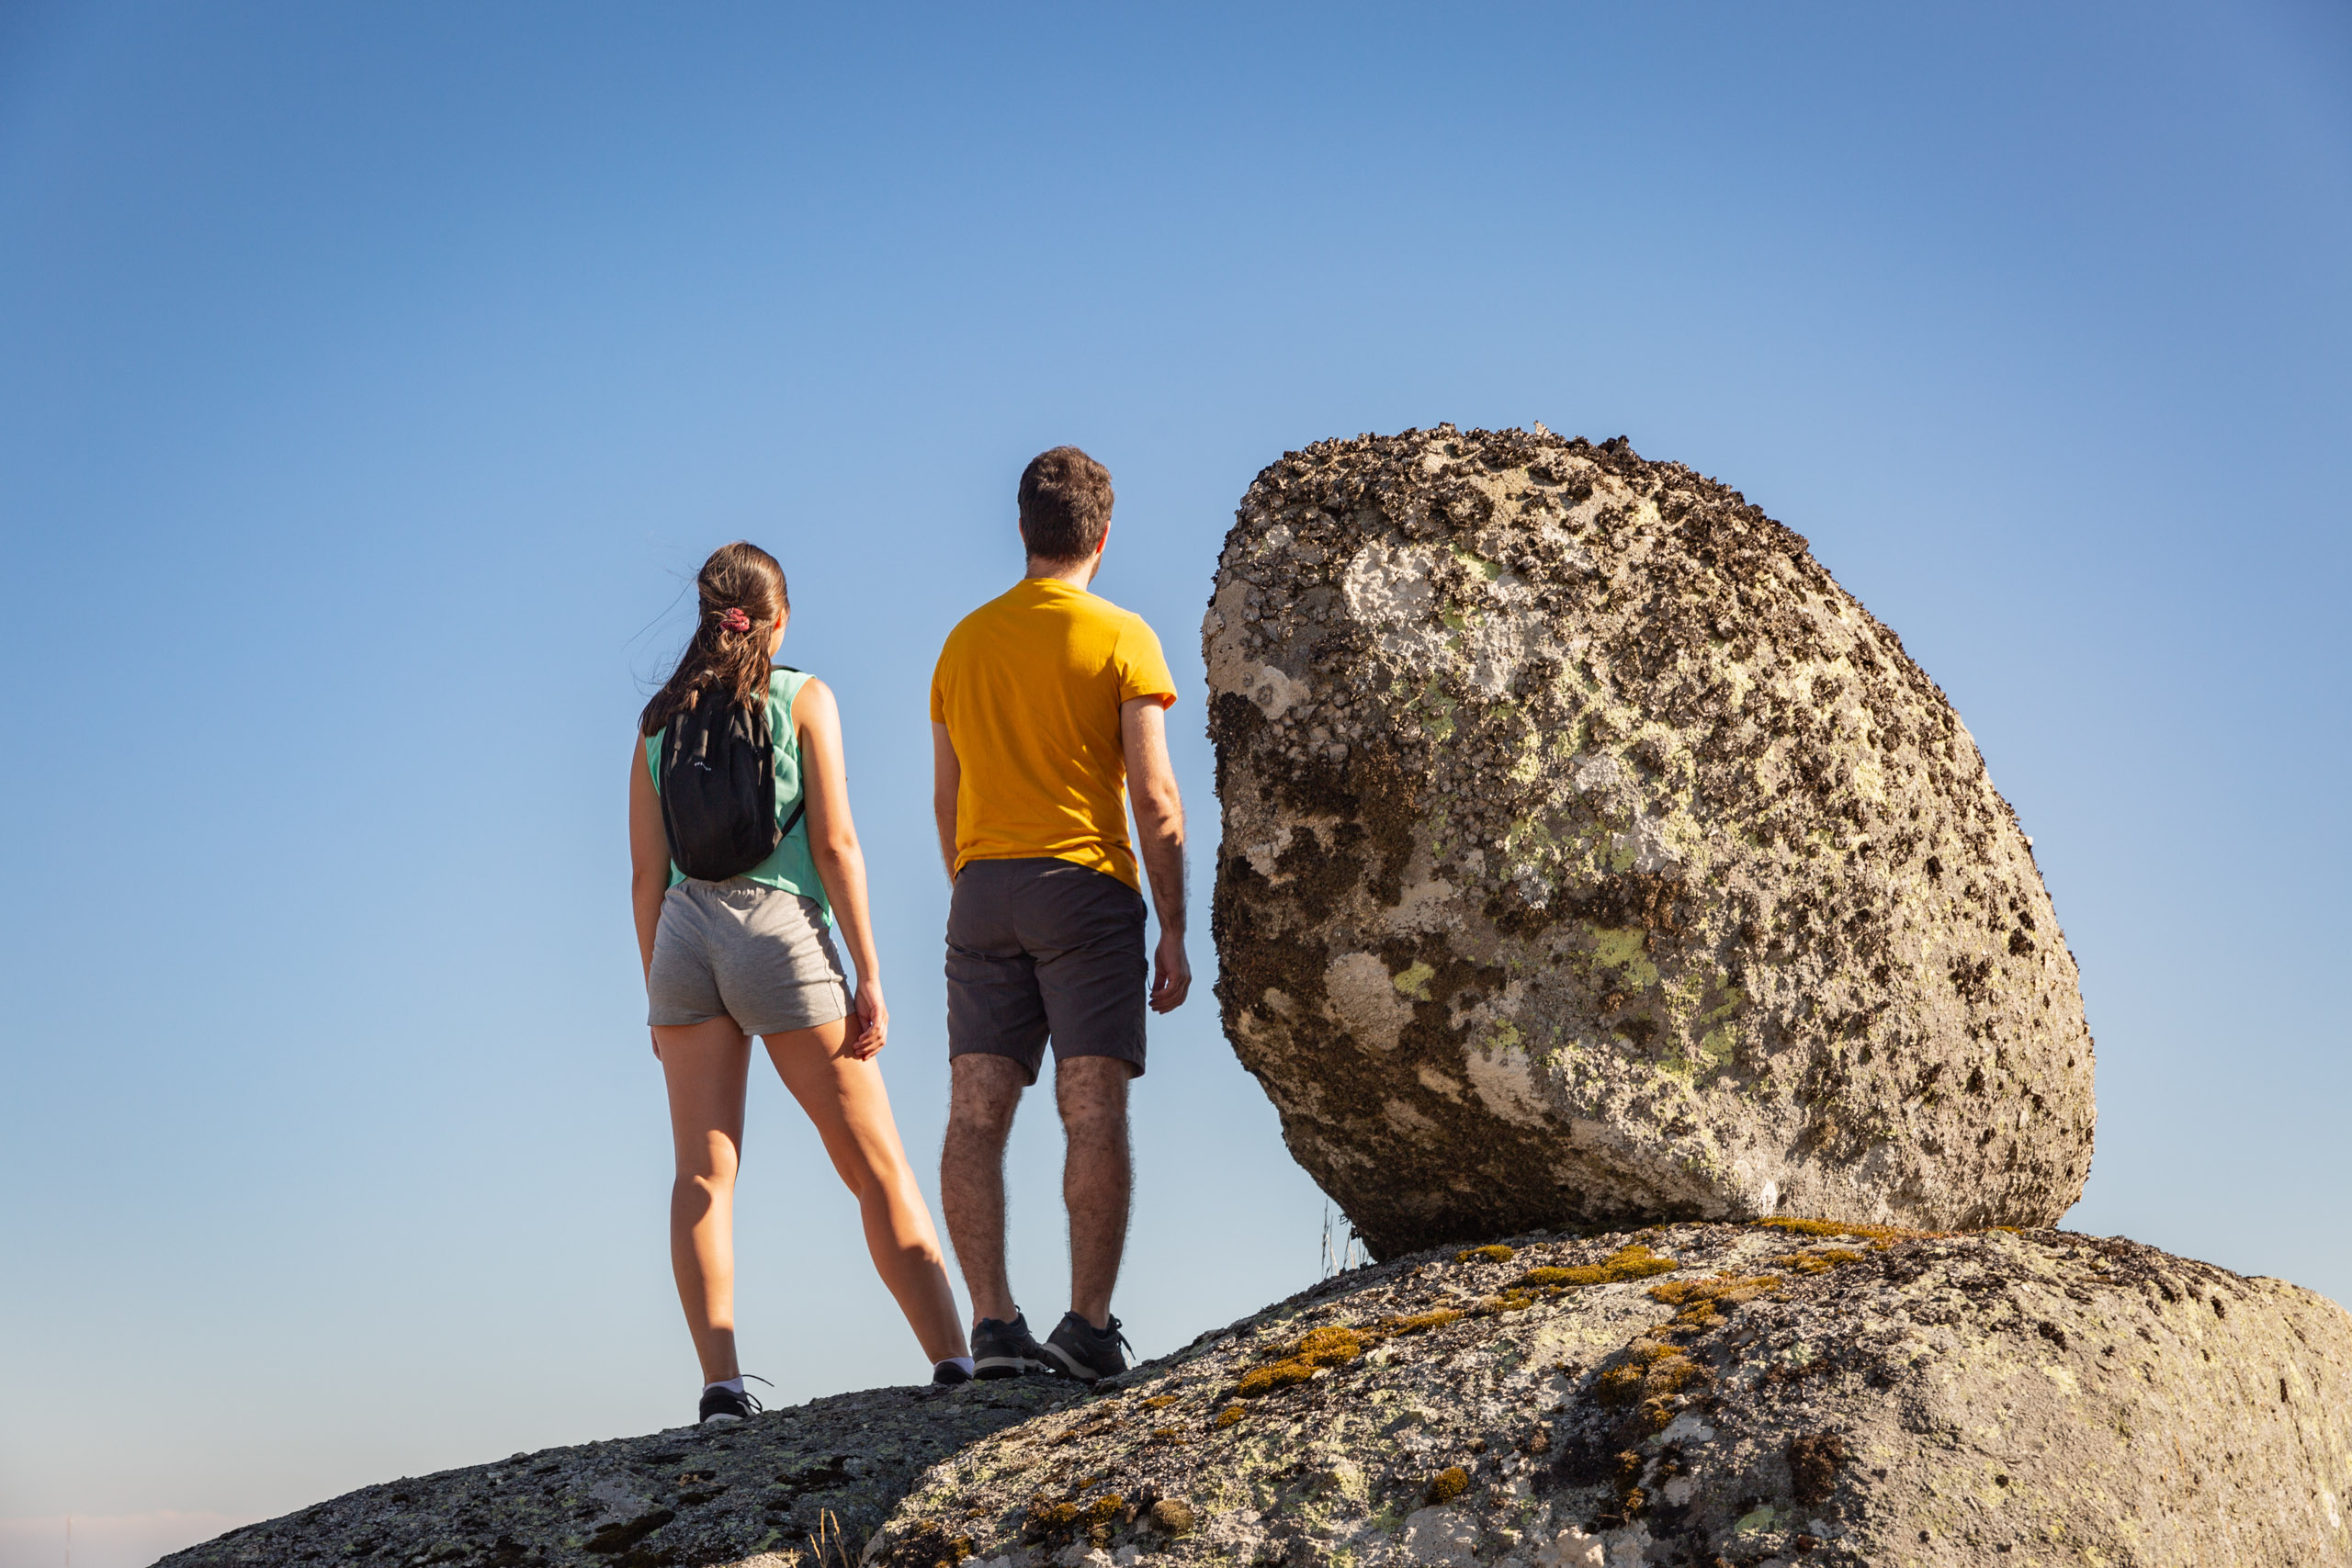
left=1023, top=556, right=1098, bottom=588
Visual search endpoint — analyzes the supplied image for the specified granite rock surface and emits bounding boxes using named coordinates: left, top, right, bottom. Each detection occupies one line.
left=154, top=1380, right=1072, bottom=1568
left=1204, top=427, right=2094, bottom=1255
left=870, top=1224, right=2352, bottom=1568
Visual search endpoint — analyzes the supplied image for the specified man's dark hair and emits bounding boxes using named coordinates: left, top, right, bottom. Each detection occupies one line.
left=1018, top=446, right=1114, bottom=561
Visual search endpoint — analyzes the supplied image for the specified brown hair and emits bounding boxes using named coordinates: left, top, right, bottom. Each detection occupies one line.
left=639, top=541, right=789, bottom=736
left=1017, top=446, right=1114, bottom=561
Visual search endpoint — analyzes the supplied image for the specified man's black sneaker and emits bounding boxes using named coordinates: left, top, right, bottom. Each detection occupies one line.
left=697, top=1374, right=768, bottom=1427
left=1042, top=1312, right=1133, bottom=1382
left=970, top=1312, right=1051, bottom=1379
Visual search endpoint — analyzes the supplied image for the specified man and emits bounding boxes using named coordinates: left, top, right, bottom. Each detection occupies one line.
left=931, top=445, right=1190, bottom=1382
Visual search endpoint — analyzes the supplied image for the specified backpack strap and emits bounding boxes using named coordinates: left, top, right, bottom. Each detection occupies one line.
left=769, top=665, right=811, bottom=843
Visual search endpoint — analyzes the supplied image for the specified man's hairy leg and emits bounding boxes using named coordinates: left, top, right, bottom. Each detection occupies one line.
left=1057, top=1055, right=1133, bottom=1329
left=941, top=1054, right=1027, bottom=1325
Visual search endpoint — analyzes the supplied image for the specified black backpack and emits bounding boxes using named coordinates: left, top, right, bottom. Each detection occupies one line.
left=657, top=673, right=806, bottom=882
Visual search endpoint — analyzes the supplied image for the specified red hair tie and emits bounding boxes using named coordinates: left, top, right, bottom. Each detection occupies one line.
left=719, top=607, right=751, bottom=633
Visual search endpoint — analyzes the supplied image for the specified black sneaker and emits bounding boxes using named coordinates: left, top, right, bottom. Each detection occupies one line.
left=697, top=1374, right=768, bottom=1427
left=970, top=1312, right=1051, bottom=1380
left=1042, top=1312, right=1133, bottom=1382
left=931, top=1359, right=974, bottom=1386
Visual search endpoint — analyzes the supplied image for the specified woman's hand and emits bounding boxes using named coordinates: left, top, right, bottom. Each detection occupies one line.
left=847, top=978, right=888, bottom=1060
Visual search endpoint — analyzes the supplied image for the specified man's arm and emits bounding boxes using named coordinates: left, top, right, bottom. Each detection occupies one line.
left=1121, top=696, right=1190, bottom=1013
left=932, top=721, right=962, bottom=883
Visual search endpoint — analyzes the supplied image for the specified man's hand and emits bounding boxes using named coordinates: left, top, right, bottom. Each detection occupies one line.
left=1122, top=696, right=1189, bottom=1013
left=1150, top=927, right=1191, bottom=1014
left=847, top=979, right=889, bottom=1060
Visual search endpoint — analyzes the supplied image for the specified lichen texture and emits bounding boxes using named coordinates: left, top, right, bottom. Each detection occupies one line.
left=869, top=1224, right=2352, bottom=1568
left=1205, top=426, right=2094, bottom=1255
left=151, top=1229, right=2351, bottom=1568
left=153, top=1381, right=1071, bottom=1568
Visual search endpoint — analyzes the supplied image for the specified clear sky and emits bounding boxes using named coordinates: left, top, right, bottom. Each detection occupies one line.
left=2, top=4, right=2347, bottom=1564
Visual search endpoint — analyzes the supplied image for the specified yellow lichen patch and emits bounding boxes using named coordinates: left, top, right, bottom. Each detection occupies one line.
left=1456, top=1244, right=1517, bottom=1264
left=1514, top=1243, right=1679, bottom=1290
left=1235, top=1324, right=1363, bottom=1397
left=1141, top=1395, right=1176, bottom=1409
left=1596, top=1337, right=1710, bottom=1413
left=1769, top=1248, right=1866, bottom=1275
left=1024, top=1499, right=1080, bottom=1529
left=1081, top=1495, right=1125, bottom=1524
left=1647, top=1273, right=1782, bottom=1329
left=1234, top=1360, right=1317, bottom=1397
left=1427, top=1467, right=1470, bottom=1504
left=1294, top=1325, right=1364, bottom=1361
left=1214, top=1404, right=1246, bottom=1429
left=1233, top=1322, right=1366, bottom=1396
left=1374, top=1307, right=1464, bottom=1336
left=1756, top=1216, right=1939, bottom=1246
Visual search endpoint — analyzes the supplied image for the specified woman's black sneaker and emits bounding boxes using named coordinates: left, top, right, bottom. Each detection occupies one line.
left=970, top=1312, right=1051, bottom=1379
left=931, top=1358, right=974, bottom=1386
left=1042, top=1312, right=1132, bottom=1382
left=697, top=1375, right=768, bottom=1427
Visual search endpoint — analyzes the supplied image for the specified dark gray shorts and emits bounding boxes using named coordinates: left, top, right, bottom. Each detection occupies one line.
left=945, top=857, right=1148, bottom=1084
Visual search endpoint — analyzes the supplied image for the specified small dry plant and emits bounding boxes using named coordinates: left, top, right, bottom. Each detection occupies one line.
left=806, top=1508, right=857, bottom=1568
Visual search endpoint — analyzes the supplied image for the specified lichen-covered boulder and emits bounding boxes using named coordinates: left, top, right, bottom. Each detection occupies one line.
left=153, top=1380, right=1073, bottom=1568
left=871, top=1224, right=2352, bottom=1568
left=1204, top=426, right=2094, bottom=1257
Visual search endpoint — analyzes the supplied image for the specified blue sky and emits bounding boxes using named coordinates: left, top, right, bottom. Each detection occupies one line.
left=2, top=4, right=2347, bottom=1563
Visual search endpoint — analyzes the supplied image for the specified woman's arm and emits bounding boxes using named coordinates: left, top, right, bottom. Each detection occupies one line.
left=625, top=747, right=673, bottom=1066
left=795, top=679, right=888, bottom=1058
left=628, top=736, right=671, bottom=978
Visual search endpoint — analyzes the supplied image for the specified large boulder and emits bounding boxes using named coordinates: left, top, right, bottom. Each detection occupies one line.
left=873, top=1223, right=2352, bottom=1568
left=1204, top=426, right=2093, bottom=1257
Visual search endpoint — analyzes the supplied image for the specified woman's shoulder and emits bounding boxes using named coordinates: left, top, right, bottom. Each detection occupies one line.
left=774, top=667, right=835, bottom=721
left=769, top=664, right=822, bottom=700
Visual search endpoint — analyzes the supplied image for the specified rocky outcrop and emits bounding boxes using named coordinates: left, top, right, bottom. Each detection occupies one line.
left=155, top=1381, right=1071, bottom=1568
left=1204, top=427, right=2094, bottom=1256
left=873, top=1224, right=2352, bottom=1568
left=151, top=1228, right=2351, bottom=1568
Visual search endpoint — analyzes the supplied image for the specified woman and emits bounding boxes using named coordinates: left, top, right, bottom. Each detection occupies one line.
left=629, top=542, right=970, bottom=1426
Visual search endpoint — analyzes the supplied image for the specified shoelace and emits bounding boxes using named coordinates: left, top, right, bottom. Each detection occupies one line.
left=712, top=1372, right=773, bottom=1415
left=1102, top=1318, right=1134, bottom=1359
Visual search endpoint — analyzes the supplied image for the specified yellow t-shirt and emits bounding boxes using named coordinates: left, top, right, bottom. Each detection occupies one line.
left=931, top=578, right=1178, bottom=889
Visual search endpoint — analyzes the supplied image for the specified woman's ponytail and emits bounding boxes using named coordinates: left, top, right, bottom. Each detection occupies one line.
left=640, top=542, right=790, bottom=736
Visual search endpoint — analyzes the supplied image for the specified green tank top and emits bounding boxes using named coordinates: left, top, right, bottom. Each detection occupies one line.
left=645, top=668, right=832, bottom=924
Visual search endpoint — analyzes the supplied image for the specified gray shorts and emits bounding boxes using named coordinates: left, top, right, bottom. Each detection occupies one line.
left=648, top=879, right=850, bottom=1037
left=945, top=857, right=1148, bottom=1084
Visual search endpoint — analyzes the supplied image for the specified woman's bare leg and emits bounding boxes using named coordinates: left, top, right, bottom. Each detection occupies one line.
left=658, top=1017, right=754, bottom=1385
left=765, top=1021, right=969, bottom=1365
